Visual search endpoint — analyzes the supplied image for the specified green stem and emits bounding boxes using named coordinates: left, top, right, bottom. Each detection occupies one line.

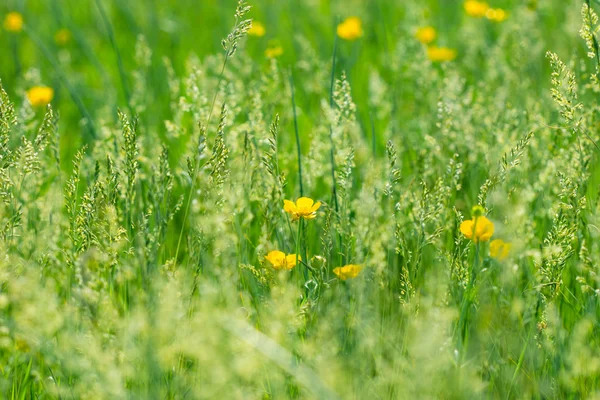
left=95, top=0, right=134, bottom=117
left=289, top=69, right=304, bottom=197
left=328, top=23, right=339, bottom=214
left=23, top=26, right=97, bottom=139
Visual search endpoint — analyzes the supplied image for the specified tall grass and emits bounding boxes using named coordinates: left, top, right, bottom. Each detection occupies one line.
left=0, top=0, right=600, bottom=398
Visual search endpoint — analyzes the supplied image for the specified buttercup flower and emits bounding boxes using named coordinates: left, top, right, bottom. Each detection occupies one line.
left=464, top=1, right=490, bottom=18
left=486, top=8, right=508, bottom=22
left=26, top=86, right=54, bottom=107
left=427, top=46, right=457, bottom=62
left=415, top=26, right=437, bottom=45
left=248, top=21, right=265, bottom=37
left=265, top=46, right=283, bottom=58
left=284, top=197, right=321, bottom=221
left=265, top=250, right=300, bottom=270
left=333, top=264, right=362, bottom=280
left=337, top=17, right=363, bottom=41
left=4, top=12, right=23, bottom=32
left=460, top=215, right=495, bottom=243
left=55, top=29, right=72, bottom=46
left=490, top=239, right=512, bottom=260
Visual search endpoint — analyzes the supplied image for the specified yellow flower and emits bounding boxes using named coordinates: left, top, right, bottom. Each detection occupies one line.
left=265, top=46, right=283, bottom=58
left=337, top=17, right=363, bottom=41
left=265, top=250, right=300, bottom=270
left=486, top=8, right=508, bottom=22
left=427, top=46, right=457, bottom=63
left=415, top=26, right=436, bottom=45
left=490, top=239, right=512, bottom=260
left=283, top=197, right=321, bottom=221
left=4, top=12, right=23, bottom=32
left=464, top=1, right=490, bottom=18
left=248, top=21, right=266, bottom=37
left=460, top=215, right=494, bottom=243
left=55, top=29, right=72, bottom=46
left=333, top=264, right=362, bottom=280
left=26, top=86, right=54, bottom=107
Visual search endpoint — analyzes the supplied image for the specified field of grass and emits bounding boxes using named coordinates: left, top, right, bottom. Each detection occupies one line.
left=2, top=0, right=600, bottom=398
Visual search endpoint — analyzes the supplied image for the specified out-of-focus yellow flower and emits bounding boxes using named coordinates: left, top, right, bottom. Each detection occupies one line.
left=54, top=29, right=72, bottom=46
left=4, top=12, right=23, bottom=32
left=464, top=1, right=490, bottom=18
left=265, top=45, right=283, bottom=58
left=486, top=8, right=508, bottom=22
left=337, top=17, right=363, bottom=41
left=333, top=264, right=362, bottom=280
left=490, top=239, right=512, bottom=260
left=248, top=21, right=266, bottom=37
left=284, top=197, right=321, bottom=221
left=265, top=250, right=300, bottom=270
left=460, top=215, right=495, bottom=243
left=427, top=46, right=457, bottom=62
left=415, top=26, right=436, bottom=45
left=26, top=86, right=54, bottom=107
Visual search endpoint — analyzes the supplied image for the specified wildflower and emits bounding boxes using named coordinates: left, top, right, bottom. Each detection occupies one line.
left=248, top=21, right=265, bottom=37
left=265, top=250, right=300, bottom=270
left=415, top=26, right=437, bottom=45
left=265, top=46, right=283, bottom=58
left=460, top=214, right=494, bottom=243
left=490, top=239, right=512, bottom=260
left=464, top=1, right=490, bottom=18
left=26, top=86, right=54, bottom=107
left=427, top=46, right=457, bottom=62
left=486, top=8, right=508, bottom=22
left=55, top=29, right=72, bottom=46
left=3, top=12, right=23, bottom=32
left=283, top=197, right=321, bottom=221
left=337, top=17, right=363, bottom=41
left=333, top=264, right=362, bottom=280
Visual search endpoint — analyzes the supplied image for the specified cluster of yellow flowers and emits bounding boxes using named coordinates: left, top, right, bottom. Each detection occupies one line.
left=415, top=26, right=457, bottom=63
left=464, top=1, right=508, bottom=22
left=460, top=206, right=512, bottom=261
left=265, top=197, right=362, bottom=281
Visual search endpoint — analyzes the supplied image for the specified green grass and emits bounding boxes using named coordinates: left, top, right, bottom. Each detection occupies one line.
left=1, top=0, right=600, bottom=398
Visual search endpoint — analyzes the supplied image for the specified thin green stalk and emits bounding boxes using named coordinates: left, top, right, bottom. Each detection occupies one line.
left=23, top=26, right=97, bottom=140
left=295, top=220, right=303, bottom=284
left=11, top=37, right=21, bottom=78
left=95, top=0, right=135, bottom=118
left=328, top=25, right=339, bottom=214
left=289, top=69, right=304, bottom=197
left=370, top=111, right=376, bottom=158
left=174, top=52, right=231, bottom=264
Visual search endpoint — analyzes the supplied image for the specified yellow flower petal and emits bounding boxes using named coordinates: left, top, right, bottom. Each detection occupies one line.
left=265, top=250, right=286, bottom=269
left=248, top=21, right=266, bottom=37
left=283, top=200, right=297, bottom=213
left=337, top=16, right=363, bottom=41
left=415, top=26, right=436, bottom=44
left=427, top=46, right=457, bottom=63
left=26, top=86, right=54, bottom=107
left=285, top=254, right=301, bottom=269
left=4, top=12, right=23, bottom=33
left=296, top=197, right=315, bottom=210
left=464, top=1, right=490, bottom=18
left=311, top=201, right=322, bottom=212
left=334, top=264, right=362, bottom=280
left=460, top=216, right=494, bottom=243
left=490, top=239, right=511, bottom=260
left=460, top=220, right=474, bottom=239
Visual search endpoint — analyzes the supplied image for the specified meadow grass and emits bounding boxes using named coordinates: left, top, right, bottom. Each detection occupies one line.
left=1, top=0, right=600, bottom=398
